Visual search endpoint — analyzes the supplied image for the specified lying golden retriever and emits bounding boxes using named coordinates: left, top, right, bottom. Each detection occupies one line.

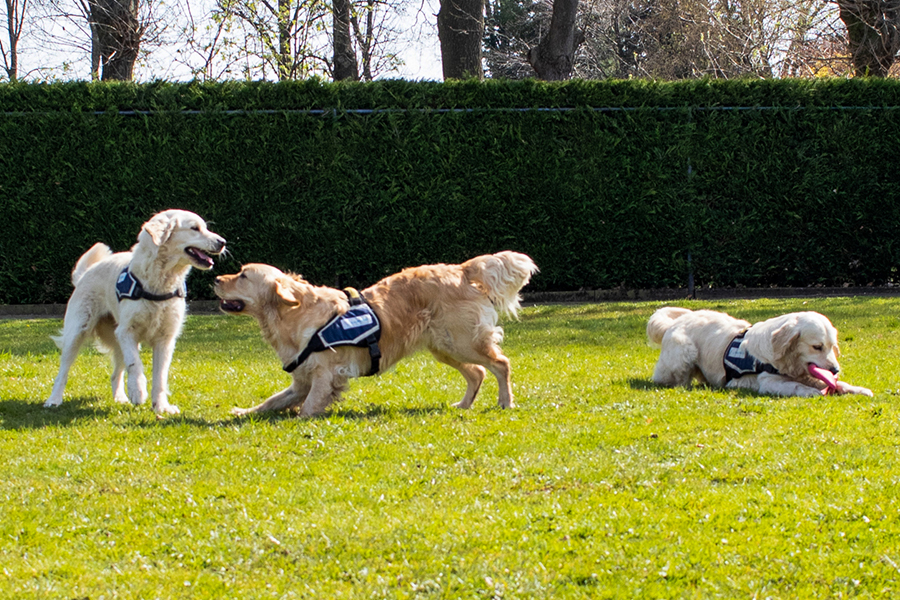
left=45, top=210, right=226, bottom=414
left=214, top=251, right=538, bottom=416
left=647, top=307, right=872, bottom=397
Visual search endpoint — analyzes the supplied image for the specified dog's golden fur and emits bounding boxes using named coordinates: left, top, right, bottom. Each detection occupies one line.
left=215, top=251, right=538, bottom=416
left=647, top=307, right=872, bottom=397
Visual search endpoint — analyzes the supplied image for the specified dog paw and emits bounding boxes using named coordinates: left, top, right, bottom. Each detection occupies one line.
left=154, top=403, right=181, bottom=415
left=43, top=398, right=62, bottom=408
left=452, top=400, right=473, bottom=409
left=129, top=391, right=148, bottom=406
left=231, top=407, right=251, bottom=416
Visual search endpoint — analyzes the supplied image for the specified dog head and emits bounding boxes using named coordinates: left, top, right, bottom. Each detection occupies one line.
left=214, top=263, right=306, bottom=316
left=138, top=209, right=227, bottom=271
left=750, top=311, right=841, bottom=378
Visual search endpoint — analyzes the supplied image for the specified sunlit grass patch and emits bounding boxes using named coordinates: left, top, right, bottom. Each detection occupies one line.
left=1, top=297, right=899, bottom=598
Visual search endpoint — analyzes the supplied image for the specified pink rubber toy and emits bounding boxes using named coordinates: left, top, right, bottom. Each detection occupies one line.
left=808, top=364, right=839, bottom=395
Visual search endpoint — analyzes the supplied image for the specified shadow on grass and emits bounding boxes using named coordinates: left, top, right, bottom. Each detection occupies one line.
left=0, top=397, right=112, bottom=429
left=627, top=378, right=658, bottom=391
left=626, top=378, right=773, bottom=399
left=221, top=402, right=449, bottom=423
left=0, top=398, right=450, bottom=430
left=0, top=397, right=238, bottom=430
left=337, top=403, right=448, bottom=420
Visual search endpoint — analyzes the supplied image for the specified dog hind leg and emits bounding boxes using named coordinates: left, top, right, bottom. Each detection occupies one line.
left=652, top=330, right=699, bottom=388
left=44, top=329, right=90, bottom=407
left=95, top=316, right=128, bottom=404
left=484, top=351, right=515, bottom=408
left=441, top=324, right=516, bottom=408
left=429, top=349, right=486, bottom=409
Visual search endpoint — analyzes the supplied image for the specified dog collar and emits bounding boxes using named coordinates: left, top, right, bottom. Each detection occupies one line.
left=116, top=268, right=186, bottom=302
left=723, top=329, right=779, bottom=382
left=283, top=288, right=382, bottom=376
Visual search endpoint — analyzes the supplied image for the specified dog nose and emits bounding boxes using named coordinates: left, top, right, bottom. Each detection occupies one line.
left=215, top=276, right=223, bottom=285
left=829, top=366, right=840, bottom=375
left=215, top=237, right=226, bottom=252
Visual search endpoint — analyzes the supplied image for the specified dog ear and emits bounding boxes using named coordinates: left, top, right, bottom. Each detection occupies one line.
left=274, top=278, right=302, bottom=307
left=140, top=214, right=177, bottom=246
left=771, top=318, right=800, bottom=361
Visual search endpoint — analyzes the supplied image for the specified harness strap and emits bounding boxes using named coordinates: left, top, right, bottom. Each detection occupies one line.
left=283, top=288, right=382, bottom=376
left=345, top=288, right=382, bottom=376
left=723, top=329, right=779, bottom=383
left=116, top=268, right=186, bottom=302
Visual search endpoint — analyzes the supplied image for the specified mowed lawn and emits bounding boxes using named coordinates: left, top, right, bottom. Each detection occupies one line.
left=1, top=297, right=899, bottom=599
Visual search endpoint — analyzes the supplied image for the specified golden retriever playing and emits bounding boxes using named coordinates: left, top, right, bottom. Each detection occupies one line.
left=214, top=251, right=538, bottom=416
left=647, top=307, right=872, bottom=397
left=45, top=210, right=226, bottom=414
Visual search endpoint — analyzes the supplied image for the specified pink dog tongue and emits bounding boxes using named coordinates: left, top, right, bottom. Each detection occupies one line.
left=808, top=364, right=839, bottom=395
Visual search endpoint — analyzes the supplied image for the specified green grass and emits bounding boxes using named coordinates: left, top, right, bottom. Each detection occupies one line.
left=1, top=297, right=900, bottom=599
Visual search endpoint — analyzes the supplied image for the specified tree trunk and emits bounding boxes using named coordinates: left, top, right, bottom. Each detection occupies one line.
left=437, top=0, right=484, bottom=79
left=837, top=0, right=900, bottom=77
left=4, top=0, right=23, bottom=81
left=527, top=0, right=581, bottom=80
left=277, top=0, right=291, bottom=79
left=89, top=0, right=141, bottom=81
left=332, top=0, right=359, bottom=80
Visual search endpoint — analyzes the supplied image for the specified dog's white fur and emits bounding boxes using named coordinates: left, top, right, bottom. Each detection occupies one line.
left=44, top=210, right=226, bottom=414
left=214, top=251, right=538, bottom=416
left=647, top=307, right=873, bottom=397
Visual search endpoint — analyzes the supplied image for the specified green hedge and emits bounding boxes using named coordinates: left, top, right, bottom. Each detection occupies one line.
left=1, top=78, right=899, bottom=304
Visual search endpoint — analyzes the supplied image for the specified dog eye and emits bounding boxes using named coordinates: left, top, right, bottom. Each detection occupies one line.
left=191, top=226, right=200, bottom=231
left=239, top=273, right=247, bottom=279
left=813, top=344, right=824, bottom=351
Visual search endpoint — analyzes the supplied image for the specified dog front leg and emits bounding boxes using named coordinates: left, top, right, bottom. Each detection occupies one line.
left=299, top=372, right=337, bottom=417
left=835, top=381, right=874, bottom=397
left=151, top=338, right=179, bottom=415
left=116, top=328, right=148, bottom=407
left=232, top=381, right=311, bottom=416
left=756, top=373, right=822, bottom=397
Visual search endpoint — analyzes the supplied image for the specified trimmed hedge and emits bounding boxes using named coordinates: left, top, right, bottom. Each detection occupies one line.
left=1, top=78, right=899, bottom=304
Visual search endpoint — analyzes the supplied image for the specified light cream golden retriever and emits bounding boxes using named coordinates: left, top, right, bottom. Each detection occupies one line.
left=45, top=209, right=226, bottom=414
left=214, top=251, right=538, bottom=416
left=647, top=307, right=872, bottom=397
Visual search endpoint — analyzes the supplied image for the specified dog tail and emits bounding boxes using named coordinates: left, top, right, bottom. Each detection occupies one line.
left=71, top=243, right=113, bottom=287
left=647, top=306, right=693, bottom=345
left=463, top=251, right=539, bottom=319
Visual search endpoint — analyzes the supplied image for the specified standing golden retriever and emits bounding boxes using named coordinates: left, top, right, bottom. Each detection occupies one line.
left=44, top=209, right=226, bottom=414
left=214, top=251, right=538, bottom=416
left=647, top=307, right=872, bottom=397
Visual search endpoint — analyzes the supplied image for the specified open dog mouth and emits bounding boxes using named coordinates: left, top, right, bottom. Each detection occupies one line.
left=186, top=247, right=216, bottom=269
left=219, top=299, right=245, bottom=313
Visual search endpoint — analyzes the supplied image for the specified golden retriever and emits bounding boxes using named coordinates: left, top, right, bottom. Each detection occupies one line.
left=214, top=251, right=538, bottom=416
left=647, top=307, right=872, bottom=397
left=44, top=209, right=226, bottom=414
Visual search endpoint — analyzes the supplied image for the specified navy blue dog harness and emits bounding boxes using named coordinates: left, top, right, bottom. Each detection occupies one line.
left=116, top=268, right=186, bottom=302
left=723, top=330, right=779, bottom=383
left=283, top=288, right=382, bottom=376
